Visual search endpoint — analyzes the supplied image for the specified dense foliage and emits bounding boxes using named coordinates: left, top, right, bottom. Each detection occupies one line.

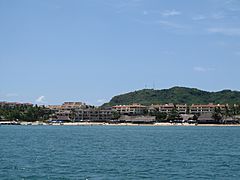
left=212, top=105, right=240, bottom=122
left=0, top=105, right=53, bottom=122
left=103, top=87, right=240, bottom=106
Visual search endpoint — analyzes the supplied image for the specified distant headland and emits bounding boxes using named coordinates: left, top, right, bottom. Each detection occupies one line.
left=103, top=86, right=240, bottom=107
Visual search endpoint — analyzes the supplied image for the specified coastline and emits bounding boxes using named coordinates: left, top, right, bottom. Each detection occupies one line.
left=62, top=122, right=240, bottom=127
left=1, top=121, right=240, bottom=127
left=21, top=122, right=240, bottom=127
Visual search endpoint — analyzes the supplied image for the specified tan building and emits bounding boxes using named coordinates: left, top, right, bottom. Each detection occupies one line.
left=112, top=104, right=147, bottom=115
left=75, top=109, right=113, bottom=121
left=54, top=109, right=113, bottom=122
left=48, top=102, right=87, bottom=111
left=176, top=104, right=188, bottom=114
left=150, top=104, right=187, bottom=114
left=48, top=102, right=112, bottom=122
left=62, top=102, right=86, bottom=109
left=190, top=103, right=226, bottom=114
left=151, top=104, right=174, bottom=113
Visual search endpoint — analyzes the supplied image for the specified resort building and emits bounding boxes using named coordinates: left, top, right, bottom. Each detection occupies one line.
left=54, top=109, right=113, bottom=122
left=62, top=102, right=87, bottom=109
left=75, top=109, right=113, bottom=121
left=48, top=102, right=87, bottom=112
left=150, top=104, right=188, bottom=114
left=119, top=115, right=156, bottom=124
left=150, top=104, right=174, bottom=114
left=112, top=104, right=147, bottom=115
left=197, top=113, right=217, bottom=124
left=48, top=102, right=112, bottom=122
left=189, top=103, right=226, bottom=114
left=176, top=104, right=188, bottom=114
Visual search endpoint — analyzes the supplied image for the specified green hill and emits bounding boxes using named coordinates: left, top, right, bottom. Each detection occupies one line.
left=102, top=87, right=240, bottom=107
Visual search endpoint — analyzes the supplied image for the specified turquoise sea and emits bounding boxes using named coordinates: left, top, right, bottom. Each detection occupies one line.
left=0, top=126, right=240, bottom=179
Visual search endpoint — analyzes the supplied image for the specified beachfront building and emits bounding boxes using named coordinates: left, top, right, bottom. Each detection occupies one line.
left=150, top=104, right=174, bottom=114
left=53, top=110, right=71, bottom=121
left=112, top=104, right=147, bottom=115
left=62, top=102, right=87, bottom=109
left=119, top=115, right=156, bottom=124
left=75, top=109, right=113, bottom=121
left=150, top=104, right=187, bottom=114
left=48, top=102, right=87, bottom=112
left=197, top=113, right=217, bottom=124
left=189, top=103, right=226, bottom=114
left=54, top=109, right=113, bottom=122
left=176, top=104, right=188, bottom=114
left=48, top=102, right=112, bottom=122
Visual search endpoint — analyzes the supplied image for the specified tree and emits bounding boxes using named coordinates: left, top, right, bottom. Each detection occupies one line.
left=149, top=111, right=167, bottom=122
left=223, top=105, right=232, bottom=118
left=0, top=105, right=53, bottom=122
left=112, top=111, right=120, bottom=120
left=167, top=108, right=182, bottom=121
left=212, top=107, right=223, bottom=123
left=70, top=109, right=76, bottom=122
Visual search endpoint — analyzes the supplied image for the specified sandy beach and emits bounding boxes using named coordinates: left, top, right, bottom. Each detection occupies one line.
left=53, top=122, right=240, bottom=127
left=14, top=121, right=240, bottom=127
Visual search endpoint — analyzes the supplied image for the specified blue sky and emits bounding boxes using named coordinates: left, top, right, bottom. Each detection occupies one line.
left=1, top=0, right=240, bottom=105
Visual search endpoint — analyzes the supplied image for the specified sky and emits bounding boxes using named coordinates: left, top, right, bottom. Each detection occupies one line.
left=0, top=0, right=240, bottom=105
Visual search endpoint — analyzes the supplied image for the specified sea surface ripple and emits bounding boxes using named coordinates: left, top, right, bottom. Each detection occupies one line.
left=0, top=126, right=240, bottom=179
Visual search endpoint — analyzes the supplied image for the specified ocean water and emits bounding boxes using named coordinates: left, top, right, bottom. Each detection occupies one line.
left=0, top=126, right=240, bottom=179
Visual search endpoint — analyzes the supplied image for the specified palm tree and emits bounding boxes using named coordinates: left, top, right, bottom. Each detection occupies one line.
left=212, top=107, right=223, bottom=123
left=70, top=109, right=76, bottom=122
left=224, top=105, right=232, bottom=117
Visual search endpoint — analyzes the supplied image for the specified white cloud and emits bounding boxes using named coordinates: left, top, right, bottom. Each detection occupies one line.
left=97, top=99, right=107, bottom=104
left=192, top=13, right=224, bottom=21
left=36, top=96, right=46, bottom=104
left=194, top=67, right=215, bottom=72
left=223, top=0, right=240, bottom=11
left=211, top=13, right=225, bottom=19
left=133, top=19, right=187, bottom=30
left=194, top=67, right=206, bottom=72
left=156, top=20, right=186, bottom=29
left=208, top=28, right=240, bottom=36
left=161, top=10, right=181, bottom=17
left=192, top=15, right=207, bottom=21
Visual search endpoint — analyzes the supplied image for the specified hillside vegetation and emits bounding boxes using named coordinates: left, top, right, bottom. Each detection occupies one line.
left=103, top=87, right=240, bottom=107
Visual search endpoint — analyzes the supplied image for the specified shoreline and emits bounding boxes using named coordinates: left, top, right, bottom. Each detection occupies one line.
left=18, top=122, right=240, bottom=127
left=62, top=122, right=240, bottom=127
left=1, top=121, right=240, bottom=127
